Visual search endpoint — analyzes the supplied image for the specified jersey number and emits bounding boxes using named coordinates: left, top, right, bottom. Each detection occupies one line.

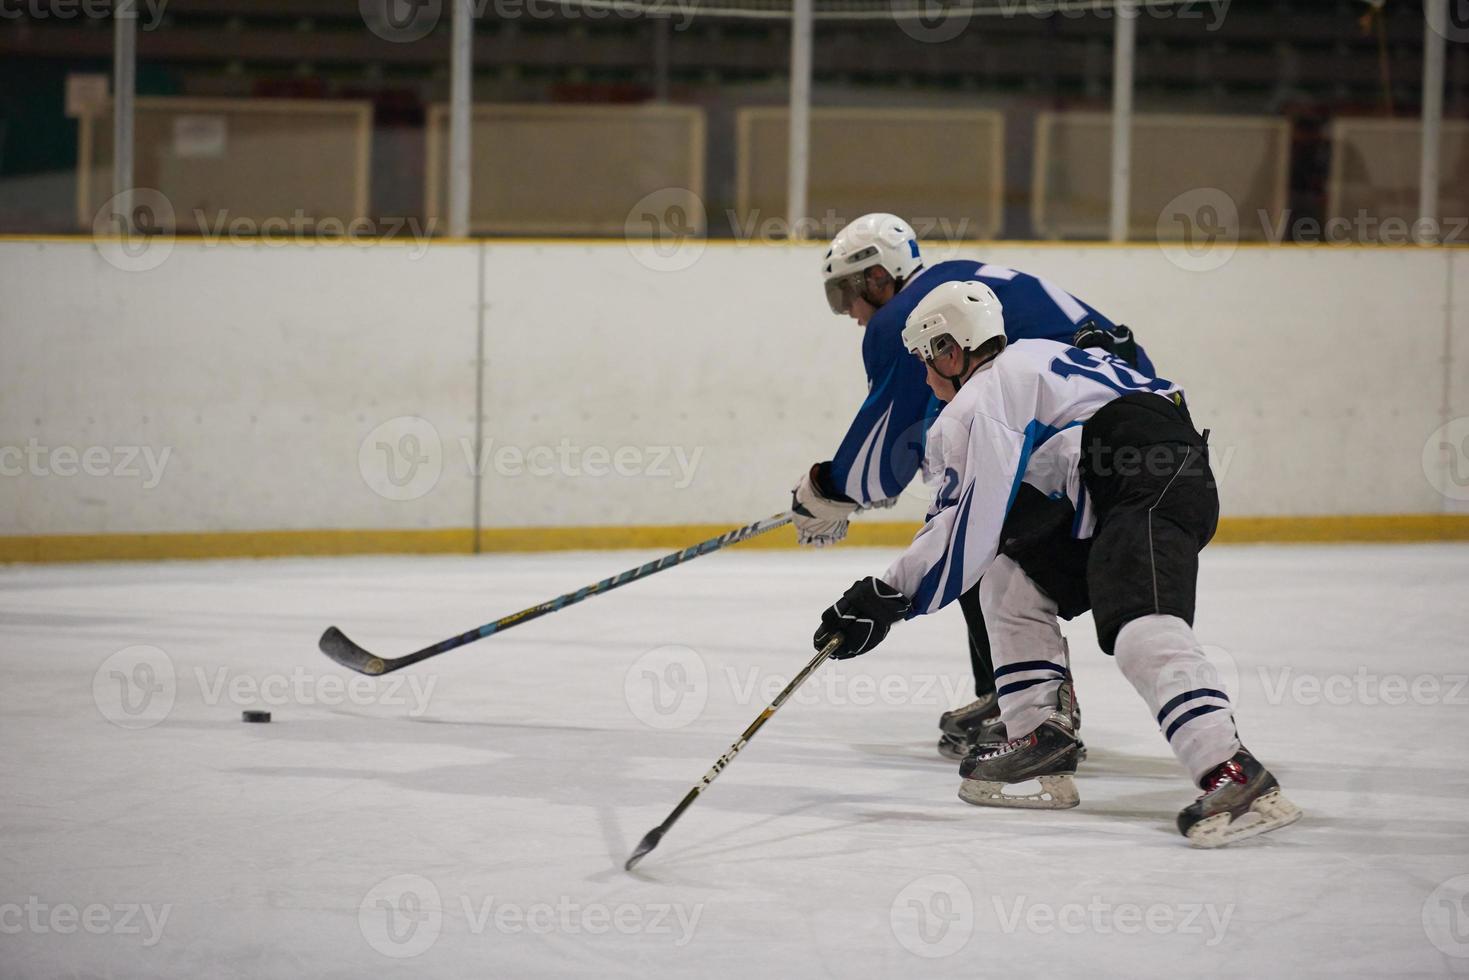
left=936, top=467, right=961, bottom=508
left=1049, top=347, right=1171, bottom=395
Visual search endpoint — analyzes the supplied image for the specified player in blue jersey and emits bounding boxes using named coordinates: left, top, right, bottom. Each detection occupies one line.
left=790, top=213, right=1150, bottom=761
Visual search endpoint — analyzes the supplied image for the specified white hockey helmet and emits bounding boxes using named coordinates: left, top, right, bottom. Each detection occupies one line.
left=820, top=213, right=922, bottom=314
left=902, top=280, right=1006, bottom=361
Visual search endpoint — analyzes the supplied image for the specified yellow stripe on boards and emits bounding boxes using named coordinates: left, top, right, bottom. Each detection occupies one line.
left=0, top=529, right=475, bottom=563
left=1, top=515, right=1466, bottom=563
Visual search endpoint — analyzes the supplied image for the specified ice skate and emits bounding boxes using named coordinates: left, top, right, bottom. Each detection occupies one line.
left=1178, top=750, right=1302, bottom=848
left=936, top=693, right=1007, bottom=760
left=957, top=715, right=1081, bottom=809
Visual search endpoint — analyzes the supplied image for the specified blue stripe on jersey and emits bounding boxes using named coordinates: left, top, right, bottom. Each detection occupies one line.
left=937, top=482, right=977, bottom=609
left=857, top=404, right=891, bottom=502
left=909, top=480, right=975, bottom=614
left=910, top=418, right=1086, bottom=616
left=1004, top=419, right=1085, bottom=519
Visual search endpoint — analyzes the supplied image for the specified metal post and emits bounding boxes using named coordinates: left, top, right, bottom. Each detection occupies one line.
left=787, top=0, right=813, bottom=239
left=1419, top=0, right=1447, bottom=244
left=653, top=15, right=670, bottom=104
left=448, top=0, right=473, bottom=239
left=1108, top=0, right=1136, bottom=243
left=112, top=0, right=137, bottom=224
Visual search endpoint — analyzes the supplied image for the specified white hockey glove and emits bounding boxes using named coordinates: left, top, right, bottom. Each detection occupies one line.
left=791, top=463, right=859, bottom=548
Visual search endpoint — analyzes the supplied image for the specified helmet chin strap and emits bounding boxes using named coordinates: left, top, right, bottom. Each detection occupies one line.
left=937, top=344, right=999, bottom=394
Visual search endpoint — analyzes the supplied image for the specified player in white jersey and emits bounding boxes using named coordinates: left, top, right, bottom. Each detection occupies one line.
left=811, top=280, right=1302, bottom=846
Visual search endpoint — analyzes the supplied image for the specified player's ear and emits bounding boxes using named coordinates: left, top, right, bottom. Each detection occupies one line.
left=937, top=334, right=963, bottom=368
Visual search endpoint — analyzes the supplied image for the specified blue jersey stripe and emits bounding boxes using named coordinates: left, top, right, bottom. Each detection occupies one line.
left=908, top=480, right=975, bottom=614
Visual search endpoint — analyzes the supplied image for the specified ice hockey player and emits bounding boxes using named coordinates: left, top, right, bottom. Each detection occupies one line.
left=811, top=280, right=1302, bottom=847
left=792, top=212, right=1148, bottom=761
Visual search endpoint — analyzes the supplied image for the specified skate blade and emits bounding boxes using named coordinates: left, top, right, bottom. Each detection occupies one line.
left=1186, top=789, right=1303, bottom=848
left=958, top=774, right=1080, bottom=810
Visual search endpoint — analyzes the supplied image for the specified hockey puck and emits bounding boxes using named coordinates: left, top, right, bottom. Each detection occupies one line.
left=241, top=710, right=272, bottom=723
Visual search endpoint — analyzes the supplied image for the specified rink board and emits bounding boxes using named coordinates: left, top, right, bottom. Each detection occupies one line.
left=1, top=239, right=1466, bottom=560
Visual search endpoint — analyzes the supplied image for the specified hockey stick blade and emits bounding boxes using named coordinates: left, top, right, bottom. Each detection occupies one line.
left=624, top=827, right=665, bottom=871
left=318, top=512, right=794, bottom=677
left=318, top=626, right=391, bottom=676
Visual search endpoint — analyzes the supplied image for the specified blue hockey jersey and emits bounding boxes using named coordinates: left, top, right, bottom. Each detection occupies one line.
left=827, top=259, right=1153, bottom=505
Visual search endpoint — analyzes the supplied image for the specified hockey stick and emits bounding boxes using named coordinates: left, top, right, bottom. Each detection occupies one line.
left=318, top=512, right=794, bottom=676
left=624, top=633, right=842, bottom=871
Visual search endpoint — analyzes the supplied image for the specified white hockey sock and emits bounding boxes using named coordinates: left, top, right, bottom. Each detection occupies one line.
left=981, top=555, right=1069, bottom=739
left=1113, top=614, right=1241, bottom=783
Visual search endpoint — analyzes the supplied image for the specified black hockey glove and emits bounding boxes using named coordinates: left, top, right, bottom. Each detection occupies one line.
left=814, top=576, right=911, bottom=659
left=1073, top=322, right=1140, bottom=369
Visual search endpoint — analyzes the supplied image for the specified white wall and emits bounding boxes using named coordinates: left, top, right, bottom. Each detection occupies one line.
left=1, top=241, right=479, bottom=536
left=0, top=238, right=1462, bottom=540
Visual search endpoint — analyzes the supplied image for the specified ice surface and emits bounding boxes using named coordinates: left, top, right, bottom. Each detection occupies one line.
left=2, top=544, right=1468, bottom=979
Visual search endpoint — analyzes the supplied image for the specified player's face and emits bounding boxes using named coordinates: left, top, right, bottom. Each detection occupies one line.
left=921, top=339, right=965, bottom=402
left=847, top=294, right=877, bottom=327
left=923, top=359, right=954, bottom=402
left=829, top=265, right=896, bottom=327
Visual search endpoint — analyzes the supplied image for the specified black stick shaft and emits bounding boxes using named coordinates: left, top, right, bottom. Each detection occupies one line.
left=320, top=512, right=793, bottom=675
left=624, top=634, right=843, bottom=871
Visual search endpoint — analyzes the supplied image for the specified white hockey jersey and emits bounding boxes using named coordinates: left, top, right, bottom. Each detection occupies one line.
left=882, top=339, right=1183, bottom=616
